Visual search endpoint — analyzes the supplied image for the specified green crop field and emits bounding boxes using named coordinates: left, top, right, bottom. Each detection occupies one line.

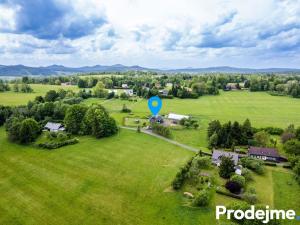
left=0, top=84, right=79, bottom=105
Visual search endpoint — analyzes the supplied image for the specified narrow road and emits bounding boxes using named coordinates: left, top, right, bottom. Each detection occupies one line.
left=120, top=126, right=199, bottom=153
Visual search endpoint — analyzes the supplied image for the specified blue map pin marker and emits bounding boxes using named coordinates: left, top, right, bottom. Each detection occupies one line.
left=148, top=96, right=162, bottom=116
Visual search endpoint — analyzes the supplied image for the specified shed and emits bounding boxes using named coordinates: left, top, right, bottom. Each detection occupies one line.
left=44, top=122, right=65, bottom=132
left=167, top=113, right=189, bottom=123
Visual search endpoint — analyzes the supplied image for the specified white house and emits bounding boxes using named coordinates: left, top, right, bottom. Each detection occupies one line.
left=124, top=89, right=134, bottom=96
left=121, top=84, right=128, bottom=88
left=44, top=122, right=65, bottom=132
left=159, top=89, right=169, bottom=96
left=167, top=113, right=189, bottom=123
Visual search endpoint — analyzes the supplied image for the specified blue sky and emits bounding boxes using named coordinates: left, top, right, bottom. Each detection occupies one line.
left=0, top=0, right=300, bottom=68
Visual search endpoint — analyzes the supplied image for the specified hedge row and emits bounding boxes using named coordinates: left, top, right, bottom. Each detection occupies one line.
left=216, top=188, right=242, bottom=199
left=264, top=162, right=277, bottom=167
left=38, top=138, right=79, bottom=149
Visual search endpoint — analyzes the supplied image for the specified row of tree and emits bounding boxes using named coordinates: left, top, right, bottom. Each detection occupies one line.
left=207, top=119, right=253, bottom=148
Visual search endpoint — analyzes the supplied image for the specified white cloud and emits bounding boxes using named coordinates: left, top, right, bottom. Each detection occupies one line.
left=1, top=0, right=300, bottom=68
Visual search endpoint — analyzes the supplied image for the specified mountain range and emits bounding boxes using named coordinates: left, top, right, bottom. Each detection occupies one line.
left=1, top=64, right=300, bottom=76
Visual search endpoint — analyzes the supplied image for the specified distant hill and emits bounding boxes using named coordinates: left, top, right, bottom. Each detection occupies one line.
left=0, top=64, right=300, bottom=76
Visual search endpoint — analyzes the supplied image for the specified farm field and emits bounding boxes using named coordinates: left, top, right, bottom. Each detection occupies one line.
left=0, top=84, right=79, bottom=105
left=84, top=91, right=300, bottom=149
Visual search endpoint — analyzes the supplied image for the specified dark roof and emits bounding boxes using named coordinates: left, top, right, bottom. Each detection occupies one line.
left=149, top=115, right=164, bottom=123
left=249, top=147, right=280, bottom=158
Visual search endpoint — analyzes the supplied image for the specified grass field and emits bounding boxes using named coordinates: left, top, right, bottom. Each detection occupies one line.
left=0, top=127, right=216, bottom=225
left=84, top=91, right=300, bottom=149
left=0, top=84, right=79, bottom=105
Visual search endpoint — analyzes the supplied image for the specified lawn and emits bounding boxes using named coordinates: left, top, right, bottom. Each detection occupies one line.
left=0, top=127, right=216, bottom=225
left=83, top=91, right=300, bottom=149
left=0, top=84, right=79, bottom=105
left=273, top=169, right=300, bottom=225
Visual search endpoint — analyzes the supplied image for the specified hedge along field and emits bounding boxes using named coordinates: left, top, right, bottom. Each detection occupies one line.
left=84, top=91, right=300, bottom=148
left=0, top=127, right=216, bottom=225
left=0, top=84, right=79, bottom=106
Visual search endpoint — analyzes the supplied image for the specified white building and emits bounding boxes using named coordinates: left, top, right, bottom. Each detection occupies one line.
left=44, top=122, right=65, bottom=132
left=124, top=89, right=134, bottom=96
left=121, top=84, right=128, bottom=88
left=167, top=113, right=189, bottom=123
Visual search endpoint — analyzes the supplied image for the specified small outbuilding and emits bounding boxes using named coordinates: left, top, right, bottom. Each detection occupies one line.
left=167, top=113, right=189, bottom=124
left=44, top=122, right=65, bottom=132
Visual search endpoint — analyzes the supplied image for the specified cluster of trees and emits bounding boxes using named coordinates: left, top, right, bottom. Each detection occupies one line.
left=0, top=80, right=10, bottom=92
left=179, top=118, right=199, bottom=129
left=172, top=153, right=214, bottom=207
left=207, top=119, right=253, bottom=149
left=64, top=104, right=118, bottom=138
left=12, top=83, right=33, bottom=93
left=281, top=124, right=300, bottom=184
left=5, top=117, right=41, bottom=143
left=218, top=156, right=259, bottom=203
left=249, top=76, right=300, bottom=98
left=0, top=87, right=118, bottom=144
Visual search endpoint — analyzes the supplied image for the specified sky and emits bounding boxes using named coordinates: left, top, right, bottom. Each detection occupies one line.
left=0, top=0, right=300, bottom=68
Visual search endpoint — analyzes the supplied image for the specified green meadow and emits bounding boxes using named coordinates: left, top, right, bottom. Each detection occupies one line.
left=84, top=91, right=300, bottom=149
left=0, top=127, right=212, bottom=225
left=0, top=84, right=79, bottom=105
left=1, top=88, right=300, bottom=224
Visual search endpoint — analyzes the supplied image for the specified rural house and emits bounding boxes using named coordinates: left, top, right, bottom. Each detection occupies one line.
left=149, top=115, right=164, bottom=124
left=248, top=147, right=281, bottom=162
left=121, top=84, right=129, bottom=88
left=167, top=113, right=189, bottom=124
left=44, top=122, right=65, bottom=132
left=212, top=150, right=239, bottom=166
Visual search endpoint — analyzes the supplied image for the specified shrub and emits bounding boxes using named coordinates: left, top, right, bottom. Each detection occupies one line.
left=152, top=123, right=172, bottom=138
left=121, top=104, right=131, bottom=113
left=264, top=162, right=277, bottom=167
left=241, top=168, right=253, bottom=181
left=243, top=188, right=258, bottom=204
left=57, top=132, right=68, bottom=141
left=172, top=158, right=194, bottom=190
left=38, top=138, right=79, bottom=149
left=193, top=189, right=212, bottom=207
left=240, top=157, right=265, bottom=175
left=225, top=180, right=242, bottom=194
left=230, top=175, right=246, bottom=188
left=193, top=156, right=211, bottom=169
left=216, top=187, right=242, bottom=199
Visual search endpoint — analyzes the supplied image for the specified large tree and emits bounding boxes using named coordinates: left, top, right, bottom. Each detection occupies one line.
left=219, top=156, right=235, bottom=179
left=83, top=104, right=118, bottom=138
left=64, top=105, right=88, bottom=134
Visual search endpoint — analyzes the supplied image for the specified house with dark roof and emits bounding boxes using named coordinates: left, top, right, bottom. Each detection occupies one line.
left=248, top=147, right=281, bottom=162
left=212, top=150, right=239, bottom=166
left=44, top=122, right=65, bottom=132
left=149, top=115, right=164, bottom=124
